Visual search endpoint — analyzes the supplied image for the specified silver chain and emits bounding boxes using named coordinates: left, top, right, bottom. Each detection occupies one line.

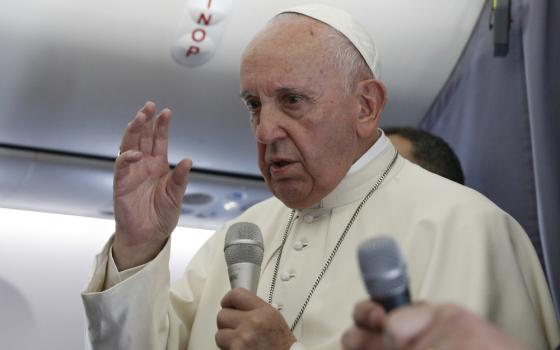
left=267, top=151, right=399, bottom=331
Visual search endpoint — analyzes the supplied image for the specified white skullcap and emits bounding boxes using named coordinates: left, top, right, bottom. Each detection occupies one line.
left=277, top=4, right=380, bottom=79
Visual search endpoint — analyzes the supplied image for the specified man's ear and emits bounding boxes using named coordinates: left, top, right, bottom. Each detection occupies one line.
left=355, top=79, right=386, bottom=139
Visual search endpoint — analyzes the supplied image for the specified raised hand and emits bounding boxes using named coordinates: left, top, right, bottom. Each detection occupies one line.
left=112, top=101, right=192, bottom=270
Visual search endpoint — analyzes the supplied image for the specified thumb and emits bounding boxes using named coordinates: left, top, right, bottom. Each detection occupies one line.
left=385, top=303, right=434, bottom=349
left=167, top=158, right=193, bottom=206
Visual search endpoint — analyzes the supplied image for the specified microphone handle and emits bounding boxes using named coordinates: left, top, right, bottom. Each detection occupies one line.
left=227, top=262, right=260, bottom=293
left=372, top=288, right=410, bottom=312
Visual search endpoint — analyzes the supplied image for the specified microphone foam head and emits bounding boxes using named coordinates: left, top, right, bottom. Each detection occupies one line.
left=224, top=222, right=264, bottom=266
left=358, top=235, right=408, bottom=298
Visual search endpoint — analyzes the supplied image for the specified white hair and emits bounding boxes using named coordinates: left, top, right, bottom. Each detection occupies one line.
left=270, top=13, right=373, bottom=94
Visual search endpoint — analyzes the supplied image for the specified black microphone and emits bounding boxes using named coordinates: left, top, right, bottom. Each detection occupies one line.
left=224, top=222, right=264, bottom=293
left=358, top=235, right=410, bottom=312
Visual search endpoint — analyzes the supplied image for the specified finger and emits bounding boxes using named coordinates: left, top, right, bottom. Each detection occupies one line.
left=352, top=300, right=386, bottom=330
left=120, top=102, right=155, bottom=153
left=139, top=106, right=156, bottom=154
left=114, top=150, right=143, bottom=173
left=113, top=150, right=143, bottom=187
left=152, top=108, right=172, bottom=158
left=216, top=308, right=245, bottom=329
left=118, top=149, right=143, bottom=164
left=341, top=326, right=385, bottom=350
left=221, top=288, right=267, bottom=311
left=215, top=328, right=236, bottom=349
left=403, top=304, right=478, bottom=350
left=166, top=158, right=193, bottom=206
left=385, top=303, right=435, bottom=349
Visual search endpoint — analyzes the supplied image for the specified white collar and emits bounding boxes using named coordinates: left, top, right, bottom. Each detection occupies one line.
left=347, top=129, right=389, bottom=176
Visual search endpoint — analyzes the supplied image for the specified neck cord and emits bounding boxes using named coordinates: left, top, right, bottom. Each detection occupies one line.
left=267, top=151, right=399, bottom=331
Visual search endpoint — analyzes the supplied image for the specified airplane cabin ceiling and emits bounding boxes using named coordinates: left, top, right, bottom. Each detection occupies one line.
left=0, top=0, right=485, bottom=176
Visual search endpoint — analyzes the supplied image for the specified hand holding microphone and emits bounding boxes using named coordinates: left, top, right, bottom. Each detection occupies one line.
left=342, top=236, right=528, bottom=350
left=216, top=222, right=296, bottom=350
left=341, top=235, right=409, bottom=349
left=343, top=301, right=529, bottom=350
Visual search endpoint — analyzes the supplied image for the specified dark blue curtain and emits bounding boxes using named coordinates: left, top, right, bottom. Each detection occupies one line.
left=420, top=0, right=560, bottom=317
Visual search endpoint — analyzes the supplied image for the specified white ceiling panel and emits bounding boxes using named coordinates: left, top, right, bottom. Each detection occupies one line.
left=0, top=0, right=485, bottom=176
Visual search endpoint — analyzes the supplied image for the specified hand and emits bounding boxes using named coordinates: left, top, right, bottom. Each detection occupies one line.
left=342, top=300, right=528, bottom=350
left=215, top=288, right=297, bottom=350
left=341, top=300, right=387, bottom=350
left=384, top=303, right=528, bottom=350
left=112, top=101, right=192, bottom=270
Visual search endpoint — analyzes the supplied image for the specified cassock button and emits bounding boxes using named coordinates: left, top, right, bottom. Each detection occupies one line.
left=303, top=214, right=314, bottom=223
left=293, top=240, right=309, bottom=250
left=281, top=270, right=296, bottom=281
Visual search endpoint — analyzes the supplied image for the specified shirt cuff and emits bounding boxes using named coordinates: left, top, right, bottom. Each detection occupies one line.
left=103, top=246, right=146, bottom=290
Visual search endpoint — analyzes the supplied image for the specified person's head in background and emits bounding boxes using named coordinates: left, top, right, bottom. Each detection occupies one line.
left=385, top=126, right=465, bottom=185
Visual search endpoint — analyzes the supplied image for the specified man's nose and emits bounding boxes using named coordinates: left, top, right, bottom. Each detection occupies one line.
left=253, top=110, right=287, bottom=144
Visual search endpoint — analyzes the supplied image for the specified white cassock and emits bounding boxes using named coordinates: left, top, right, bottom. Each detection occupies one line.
left=82, top=135, right=560, bottom=350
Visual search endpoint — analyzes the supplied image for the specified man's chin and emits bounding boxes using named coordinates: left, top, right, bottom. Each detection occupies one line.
left=272, top=184, right=313, bottom=210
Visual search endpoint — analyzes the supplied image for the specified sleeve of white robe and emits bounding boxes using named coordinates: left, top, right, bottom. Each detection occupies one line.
left=81, top=232, right=218, bottom=350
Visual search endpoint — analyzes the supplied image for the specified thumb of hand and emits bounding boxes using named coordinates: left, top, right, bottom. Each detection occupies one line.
left=384, top=303, right=434, bottom=349
left=167, top=158, right=193, bottom=203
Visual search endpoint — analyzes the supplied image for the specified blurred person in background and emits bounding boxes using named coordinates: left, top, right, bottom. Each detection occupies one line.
left=385, top=126, right=464, bottom=184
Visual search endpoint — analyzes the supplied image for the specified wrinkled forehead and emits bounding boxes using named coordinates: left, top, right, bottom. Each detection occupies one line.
left=240, top=16, right=337, bottom=87
left=243, top=15, right=331, bottom=61
left=239, top=28, right=335, bottom=97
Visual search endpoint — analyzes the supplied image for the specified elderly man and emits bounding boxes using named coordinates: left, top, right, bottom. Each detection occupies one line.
left=82, top=4, right=559, bottom=350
